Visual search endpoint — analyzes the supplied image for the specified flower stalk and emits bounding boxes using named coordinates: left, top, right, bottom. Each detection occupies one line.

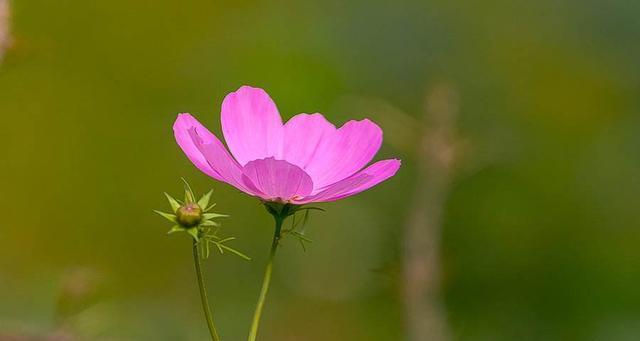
left=247, top=203, right=293, bottom=341
left=193, top=238, right=221, bottom=341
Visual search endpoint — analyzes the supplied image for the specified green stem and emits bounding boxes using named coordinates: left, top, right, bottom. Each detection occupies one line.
left=247, top=215, right=285, bottom=341
left=193, top=240, right=222, bottom=341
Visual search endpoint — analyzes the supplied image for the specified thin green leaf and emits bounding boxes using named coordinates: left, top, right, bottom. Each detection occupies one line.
left=201, top=220, right=220, bottom=227
left=167, top=225, right=183, bottom=235
left=198, top=189, right=213, bottom=209
left=217, top=237, right=236, bottom=243
left=204, top=241, right=210, bottom=259
left=291, top=231, right=313, bottom=243
left=155, top=210, right=177, bottom=223
left=301, top=209, right=310, bottom=227
left=181, top=178, right=196, bottom=203
left=186, top=227, right=199, bottom=241
left=203, top=213, right=229, bottom=219
left=164, top=193, right=181, bottom=212
left=202, top=227, right=220, bottom=238
left=217, top=244, right=251, bottom=260
left=214, top=243, right=224, bottom=254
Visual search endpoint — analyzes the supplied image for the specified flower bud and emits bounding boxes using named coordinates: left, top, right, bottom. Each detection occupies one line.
left=176, top=202, right=203, bottom=227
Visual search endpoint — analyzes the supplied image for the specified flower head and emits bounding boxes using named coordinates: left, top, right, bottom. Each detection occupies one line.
left=155, top=184, right=226, bottom=240
left=176, top=202, right=203, bottom=227
left=155, top=180, right=250, bottom=260
left=174, top=86, right=401, bottom=204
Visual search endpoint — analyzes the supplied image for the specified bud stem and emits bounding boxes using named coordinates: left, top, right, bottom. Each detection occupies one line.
left=193, top=239, right=222, bottom=341
left=247, top=211, right=286, bottom=341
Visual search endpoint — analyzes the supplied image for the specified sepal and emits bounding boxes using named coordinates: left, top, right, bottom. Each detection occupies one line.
left=186, top=227, right=200, bottom=241
left=198, top=189, right=213, bottom=210
left=167, top=225, right=183, bottom=234
left=164, top=193, right=181, bottom=212
left=155, top=210, right=177, bottom=223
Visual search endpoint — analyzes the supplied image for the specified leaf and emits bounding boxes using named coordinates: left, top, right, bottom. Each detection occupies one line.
left=217, top=237, right=236, bottom=243
left=203, top=213, right=229, bottom=220
left=164, top=193, right=181, bottom=212
left=204, top=241, right=211, bottom=259
left=202, top=227, right=220, bottom=239
left=186, top=227, right=200, bottom=241
left=298, top=238, right=307, bottom=252
left=167, top=225, right=183, bottom=235
left=198, top=190, right=213, bottom=210
left=155, top=210, right=177, bottom=223
left=204, top=203, right=217, bottom=212
left=301, top=210, right=310, bottom=230
left=291, top=231, right=313, bottom=243
left=217, top=243, right=251, bottom=260
left=181, top=178, right=196, bottom=203
left=200, top=220, right=220, bottom=227
left=214, top=242, right=224, bottom=254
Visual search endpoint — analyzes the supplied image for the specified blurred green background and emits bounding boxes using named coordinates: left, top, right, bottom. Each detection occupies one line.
left=1, top=0, right=639, bottom=340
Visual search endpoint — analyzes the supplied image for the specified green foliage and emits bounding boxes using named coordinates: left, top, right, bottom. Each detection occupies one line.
left=281, top=208, right=319, bottom=252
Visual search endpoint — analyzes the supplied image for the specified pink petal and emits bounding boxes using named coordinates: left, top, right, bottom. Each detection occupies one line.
left=174, top=114, right=261, bottom=196
left=173, top=113, right=224, bottom=181
left=302, top=119, right=383, bottom=191
left=221, top=86, right=284, bottom=166
left=282, top=113, right=335, bottom=170
left=241, top=157, right=314, bottom=202
left=295, top=159, right=400, bottom=204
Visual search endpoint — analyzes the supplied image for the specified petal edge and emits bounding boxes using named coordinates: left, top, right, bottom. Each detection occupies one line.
left=295, top=159, right=400, bottom=204
left=173, top=113, right=224, bottom=181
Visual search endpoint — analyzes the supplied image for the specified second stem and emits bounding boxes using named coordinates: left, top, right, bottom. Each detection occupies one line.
left=247, top=214, right=285, bottom=341
left=193, top=239, right=222, bottom=341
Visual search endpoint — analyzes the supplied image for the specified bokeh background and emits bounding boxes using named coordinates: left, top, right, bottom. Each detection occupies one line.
left=1, top=0, right=639, bottom=340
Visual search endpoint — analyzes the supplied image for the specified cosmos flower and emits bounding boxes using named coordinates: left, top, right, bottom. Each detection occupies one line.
left=173, top=86, right=400, bottom=204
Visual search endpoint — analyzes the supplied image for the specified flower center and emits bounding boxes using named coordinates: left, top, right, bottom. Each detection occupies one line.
left=176, top=202, right=203, bottom=227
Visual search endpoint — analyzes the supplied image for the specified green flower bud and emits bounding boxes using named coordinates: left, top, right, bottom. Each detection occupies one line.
left=176, top=202, right=203, bottom=227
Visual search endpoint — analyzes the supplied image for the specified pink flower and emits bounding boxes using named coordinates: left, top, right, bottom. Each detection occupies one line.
left=174, top=86, right=401, bottom=204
